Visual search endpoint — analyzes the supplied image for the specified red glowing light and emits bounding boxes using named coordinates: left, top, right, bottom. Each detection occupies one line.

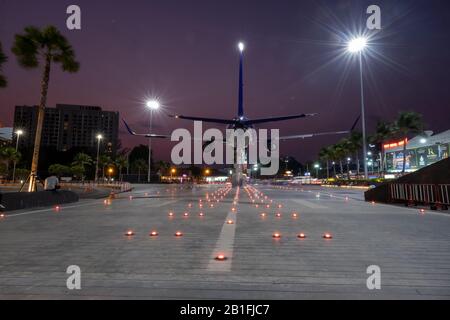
left=199, top=212, right=205, bottom=217
left=183, top=212, right=189, bottom=217
left=215, top=254, right=227, bottom=261
left=174, top=231, right=183, bottom=237
left=278, top=204, right=283, bottom=209
left=125, top=230, right=134, bottom=236
left=323, top=233, right=333, bottom=239
left=188, top=203, right=192, bottom=208
left=298, top=233, right=306, bottom=239
left=272, top=233, right=281, bottom=239
left=275, top=213, right=282, bottom=218
left=227, top=220, right=234, bottom=224
left=54, top=206, right=60, bottom=211
left=0, top=214, right=5, bottom=218
left=168, top=212, right=174, bottom=217
left=149, top=231, right=159, bottom=237
left=210, top=204, right=214, bottom=208
left=292, top=213, right=298, bottom=218
left=231, top=207, right=236, bottom=212
left=420, top=209, right=426, bottom=214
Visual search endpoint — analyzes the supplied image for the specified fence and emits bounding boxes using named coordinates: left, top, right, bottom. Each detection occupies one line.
left=389, top=183, right=450, bottom=208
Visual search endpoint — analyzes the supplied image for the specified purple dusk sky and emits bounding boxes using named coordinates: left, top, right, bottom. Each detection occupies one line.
left=1, top=0, right=449, bottom=163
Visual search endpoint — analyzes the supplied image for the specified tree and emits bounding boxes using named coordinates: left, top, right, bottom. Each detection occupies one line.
left=0, top=41, right=7, bottom=88
left=12, top=26, right=79, bottom=191
left=114, top=155, right=128, bottom=181
left=394, top=111, right=424, bottom=173
left=72, top=153, right=92, bottom=181
left=99, top=155, right=112, bottom=180
left=48, top=164, right=71, bottom=177
left=70, top=165, right=85, bottom=181
left=132, top=159, right=147, bottom=183
left=0, top=146, right=21, bottom=178
left=369, top=121, right=396, bottom=174
left=347, top=131, right=362, bottom=176
left=318, top=147, right=332, bottom=179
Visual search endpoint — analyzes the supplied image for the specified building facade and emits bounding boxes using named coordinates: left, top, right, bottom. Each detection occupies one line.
left=13, top=104, right=119, bottom=153
left=384, top=130, right=450, bottom=173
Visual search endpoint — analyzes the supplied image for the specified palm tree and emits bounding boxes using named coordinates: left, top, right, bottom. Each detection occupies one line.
left=327, top=146, right=338, bottom=177
left=334, top=140, right=351, bottom=180
left=12, top=26, right=79, bottom=191
left=114, top=155, right=128, bottom=181
left=347, top=131, right=363, bottom=177
left=318, top=147, right=332, bottom=179
left=394, top=111, right=424, bottom=174
left=99, top=155, right=112, bottom=180
left=133, top=159, right=147, bottom=183
left=0, top=147, right=21, bottom=179
left=369, top=121, right=395, bottom=174
left=0, top=41, right=7, bottom=88
left=72, top=153, right=92, bottom=181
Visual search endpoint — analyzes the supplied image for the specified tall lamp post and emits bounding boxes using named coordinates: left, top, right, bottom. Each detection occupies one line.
left=146, top=100, right=160, bottom=183
left=12, top=129, right=23, bottom=183
left=314, top=163, right=320, bottom=179
left=95, top=134, right=102, bottom=182
left=348, top=37, right=369, bottom=180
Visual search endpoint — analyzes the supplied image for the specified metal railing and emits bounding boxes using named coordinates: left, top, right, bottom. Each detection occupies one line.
left=390, top=183, right=449, bottom=209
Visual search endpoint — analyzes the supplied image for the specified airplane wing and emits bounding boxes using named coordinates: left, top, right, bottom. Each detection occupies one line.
left=122, top=119, right=170, bottom=138
left=169, top=114, right=236, bottom=125
left=278, top=130, right=349, bottom=141
left=244, top=113, right=317, bottom=125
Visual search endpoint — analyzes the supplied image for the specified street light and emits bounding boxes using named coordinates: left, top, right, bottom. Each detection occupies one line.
left=95, top=134, right=103, bottom=182
left=146, top=99, right=160, bottom=183
left=12, top=130, right=24, bottom=183
left=314, top=163, right=320, bottom=178
left=348, top=36, right=369, bottom=180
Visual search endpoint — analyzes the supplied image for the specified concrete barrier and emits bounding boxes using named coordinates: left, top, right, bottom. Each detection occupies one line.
left=0, top=190, right=79, bottom=212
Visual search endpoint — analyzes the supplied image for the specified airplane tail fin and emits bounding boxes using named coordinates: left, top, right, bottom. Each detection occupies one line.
left=238, top=47, right=244, bottom=118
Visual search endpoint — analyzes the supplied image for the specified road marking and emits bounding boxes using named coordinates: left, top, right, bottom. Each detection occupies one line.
left=148, top=200, right=179, bottom=208
left=4, top=200, right=100, bottom=218
left=292, top=199, right=328, bottom=209
left=207, top=187, right=239, bottom=272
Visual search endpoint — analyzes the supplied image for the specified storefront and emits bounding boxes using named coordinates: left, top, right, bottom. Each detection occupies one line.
left=385, top=130, right=450, bottom=173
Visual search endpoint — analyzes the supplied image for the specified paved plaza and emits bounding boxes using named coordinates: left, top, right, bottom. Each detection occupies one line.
left=0, top=184, right=449, bottom=299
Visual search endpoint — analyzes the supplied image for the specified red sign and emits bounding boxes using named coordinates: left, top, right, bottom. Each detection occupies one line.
left=383, top=138, right=408, bottom=150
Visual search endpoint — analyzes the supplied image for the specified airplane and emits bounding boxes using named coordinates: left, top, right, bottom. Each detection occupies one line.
left=123, top=42, right=351, bottom=185
left=170, top=42, right=348, bottom=140
left=124, top=42, right=349, bottom=139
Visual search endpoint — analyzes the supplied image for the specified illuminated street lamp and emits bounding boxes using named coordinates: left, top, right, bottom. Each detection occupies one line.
left=146, top=99, right=160, bottom=183
left=314, top=163, right=320, bottom=178
left=348, top=36, right=369, bottom=180
left=108, top=167, right=114, bottom=180
left=95, top=134, right=103, bottom=182
left=12, top=129, right=23, bottom=183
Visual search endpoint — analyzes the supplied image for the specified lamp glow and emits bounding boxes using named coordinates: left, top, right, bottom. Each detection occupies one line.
left=348, top=37, right=367, bottom=53
left=146, top=100, right=160, bottom=110
left=238, top=42, right=245, bottom=52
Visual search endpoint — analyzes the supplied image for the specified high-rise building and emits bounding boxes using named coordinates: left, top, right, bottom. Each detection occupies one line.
left=13, top=104, right=119, bottom=154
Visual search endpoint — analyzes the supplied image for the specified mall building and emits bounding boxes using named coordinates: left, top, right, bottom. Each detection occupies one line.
left=384, top=130, right=450, bottom=173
